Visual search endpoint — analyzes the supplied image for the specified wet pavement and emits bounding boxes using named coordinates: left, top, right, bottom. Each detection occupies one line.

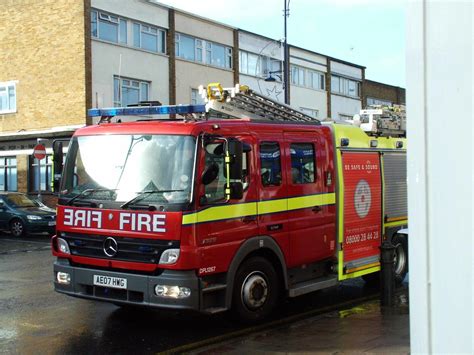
left=0, top=234, right=406, bottom=354
left=191, top=292, right=410, bottom=354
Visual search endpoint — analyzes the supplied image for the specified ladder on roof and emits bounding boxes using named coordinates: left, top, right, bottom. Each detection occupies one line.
left=203, top=83, right=320, bottom=124
left=88, top=83, right=320, bottom=124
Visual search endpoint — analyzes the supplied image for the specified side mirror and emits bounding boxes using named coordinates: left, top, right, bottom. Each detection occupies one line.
left=226, top=139, right=243, bottom=180
left=202, top=163, right=219, bottom=185
left=52, top=140, right=64, bottom=192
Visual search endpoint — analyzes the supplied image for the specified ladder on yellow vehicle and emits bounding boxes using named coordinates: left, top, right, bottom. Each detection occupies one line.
left=201, top=83, right=319, bottom=124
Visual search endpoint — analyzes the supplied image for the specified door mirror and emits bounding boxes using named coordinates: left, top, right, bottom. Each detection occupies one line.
left=201, top=163, right=219, bottom=185
left=52, top=140, right=64, bottom=192
left=225, top=139, right=243, bottom=180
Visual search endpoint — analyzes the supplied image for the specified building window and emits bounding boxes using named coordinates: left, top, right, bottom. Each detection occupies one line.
left=114, top=77, right=149, bottom=107
left=331, top=75, right=360, bottom=98
left=29, top=156, right=52, bottom=192
left=290, top=65, right=305, bottom=86
left=239, top=51, right=282, bottom=79
left=338, top=113, right=354, bottom=121
left=91, top=10, right=127, bottom=44
left=191, top=89, right=204, bottom=105
left=309, top=71, right=325, bottom=90
left=175, top=33, right=233, bottom=69
left=290, top=143, right=315, bottom=184
left=300, top=107, right=319, bottom=119
left=0, top=157, right=17, bottom=191
left=367, top=97, right=392, bottom=106
left=133, top=22, right=166, bottom=53
left=0, top=81, right=17, bottom=114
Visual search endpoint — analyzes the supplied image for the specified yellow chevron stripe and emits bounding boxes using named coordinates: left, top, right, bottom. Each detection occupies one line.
left=182, top=192, right=336, bottom=225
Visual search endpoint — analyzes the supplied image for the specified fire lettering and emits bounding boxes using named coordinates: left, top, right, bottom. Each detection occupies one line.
left=63, top=209, right=102, bottom=228
left=119, top=213, right=166, bottom=232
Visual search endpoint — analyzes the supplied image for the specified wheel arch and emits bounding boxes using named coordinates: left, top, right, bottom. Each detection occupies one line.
left=225, top=235, right=288, bottom=309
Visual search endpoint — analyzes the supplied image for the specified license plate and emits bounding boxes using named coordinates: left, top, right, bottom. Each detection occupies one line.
left=93, top=275, right=127, bottom=289
left=48, top=221, right=56, bottom=226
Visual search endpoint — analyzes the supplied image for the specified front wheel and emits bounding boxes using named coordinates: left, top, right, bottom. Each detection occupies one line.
left=232, top=256, right=279, bottom=323
left=10, top=219, right=25, bottom=237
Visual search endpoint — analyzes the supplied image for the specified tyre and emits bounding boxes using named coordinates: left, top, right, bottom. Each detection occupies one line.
left=392, top=234, right=408, bottom=283
left=10, top=219, right=25, bottom=237
left=231, top=256, right=279, bottom=323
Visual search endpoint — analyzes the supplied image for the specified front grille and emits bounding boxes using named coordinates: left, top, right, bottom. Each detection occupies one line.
left=62, top=232, right=179, bottom=264
left=82, top=285, right=144, bottom=303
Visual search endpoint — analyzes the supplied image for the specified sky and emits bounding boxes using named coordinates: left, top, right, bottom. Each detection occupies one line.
left=157, top=0, right=406, bottom=87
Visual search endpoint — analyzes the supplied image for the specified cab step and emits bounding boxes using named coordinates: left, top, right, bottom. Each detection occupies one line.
left=288, top=275, right=338, bottom=298
left=202, top=307, right=227, bottom=314
left=202, top=283, right=227, bottom=293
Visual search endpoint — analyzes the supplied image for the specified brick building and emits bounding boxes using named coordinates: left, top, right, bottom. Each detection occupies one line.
left=363, top=79, right=406, bottom=107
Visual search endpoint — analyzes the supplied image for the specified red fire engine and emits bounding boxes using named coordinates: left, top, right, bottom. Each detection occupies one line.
left=52, top=84, right=408, bottom=321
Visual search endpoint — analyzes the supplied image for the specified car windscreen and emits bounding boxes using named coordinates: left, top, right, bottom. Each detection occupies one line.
left=7, top=194, right=37, bottom=207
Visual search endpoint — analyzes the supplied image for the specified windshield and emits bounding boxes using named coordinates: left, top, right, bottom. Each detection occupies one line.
left=7, top=194, right=37, bottom=208
left=61, top=134, right=196, bottom=206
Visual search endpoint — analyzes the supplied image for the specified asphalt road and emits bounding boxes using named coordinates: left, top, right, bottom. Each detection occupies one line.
left=0, top=234, right=381, bottom=354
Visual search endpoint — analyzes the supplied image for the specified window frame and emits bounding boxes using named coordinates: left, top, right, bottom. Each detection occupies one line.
left=0, top=156, right=17, bottom=192
left=113, top=76, right=150, bottom=107
left=0, top=81, right=17, bottom=114
left=133, top=21, right=166, bottom=53
left=175, top=32, right=233, bottom=69
left=91, top=10, right=127, bottom=44
left=29, top=155, right=53, bottom=193
left=289, top=142, right=316, bottom=185
left=259, top=141, right=282, bottom=187
left=331, top=75, right=361, bottom=98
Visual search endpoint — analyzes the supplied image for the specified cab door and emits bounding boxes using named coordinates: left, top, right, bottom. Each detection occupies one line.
left=195, top=133, right=259, bottom=275
left=283, top=131, right=335, bottom=267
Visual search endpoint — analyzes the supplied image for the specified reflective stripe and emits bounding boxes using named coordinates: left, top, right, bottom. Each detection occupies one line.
left=182, top=192, right=336, bottom=225
left=384, top=219, right=408, bottom=228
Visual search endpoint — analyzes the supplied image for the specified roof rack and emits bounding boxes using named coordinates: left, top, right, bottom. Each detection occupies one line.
left=203, top=83, right=319, bottom=124
left=87, top=83, right=320, bottom=124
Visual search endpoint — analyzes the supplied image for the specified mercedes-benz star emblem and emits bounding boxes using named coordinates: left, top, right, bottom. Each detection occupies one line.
left=103, top=237, right=118, bottom=257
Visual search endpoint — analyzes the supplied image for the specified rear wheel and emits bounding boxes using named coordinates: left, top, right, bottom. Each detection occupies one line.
left=392, top=234, right=408, bottom=283
left=232, top=256, right=279, bottom=323
left=10, top=219, right=25, bottom=237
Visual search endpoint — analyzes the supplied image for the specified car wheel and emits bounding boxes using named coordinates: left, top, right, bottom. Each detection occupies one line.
left=10, top=219, right=25, bottom=237
left=232, top=256, right=279, bottom=323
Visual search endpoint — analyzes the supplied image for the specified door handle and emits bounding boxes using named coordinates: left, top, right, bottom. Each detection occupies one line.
left=312, top=205, right=322, bottom=213
left=242, top=215, right=257, bottom=223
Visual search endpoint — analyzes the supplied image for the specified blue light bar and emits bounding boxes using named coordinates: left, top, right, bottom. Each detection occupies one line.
left=88, top=104, right=207, bottom=117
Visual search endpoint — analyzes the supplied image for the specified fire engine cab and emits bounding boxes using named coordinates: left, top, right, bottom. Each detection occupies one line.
left=52, top=84, right=408, bottom=321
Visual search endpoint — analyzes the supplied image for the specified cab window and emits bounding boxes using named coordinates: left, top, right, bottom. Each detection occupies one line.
left=260, top=142, right=281, bottom=186
left=290, top=143, right=315, bottom=184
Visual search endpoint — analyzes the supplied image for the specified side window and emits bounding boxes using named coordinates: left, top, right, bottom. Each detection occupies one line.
left=260, top=142, right=281, bottom=186
left=290, top=143, right=315, bottom=184
left=203, top=143, right=226, bottom=203
left=242, top=150, right=250, bottom=190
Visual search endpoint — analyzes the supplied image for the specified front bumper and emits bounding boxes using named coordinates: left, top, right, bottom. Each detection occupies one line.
left=26, top=220, right=56, bottom=234
left=53, top=259, right=200, bottom=310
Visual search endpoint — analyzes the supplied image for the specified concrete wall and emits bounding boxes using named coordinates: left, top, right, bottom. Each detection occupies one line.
left=175, top=11, right=233, bottom=47
left=0, top=0, right=90, bottom=132
left=92, top=0, right=168, bottom=28
left=330, top=95, right=361, bottom=119
left=239, top=32, right=283, bottom=60
left=174, top=11, right=234, bottom=104
left=91, top=0, right=169, bottom=109
left=407, top=2, right=473, bottom=353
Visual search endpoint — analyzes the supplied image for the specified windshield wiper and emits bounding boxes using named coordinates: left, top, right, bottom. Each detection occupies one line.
left=66, top=188, right=117, bottom=206
left=120, top=189, right=183, bottom=209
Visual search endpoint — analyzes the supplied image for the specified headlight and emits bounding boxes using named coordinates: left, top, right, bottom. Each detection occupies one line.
left=159, top=249, right=180, bottom=265
left=27, top=215, right=42, bottom=220
left=56, top=272, right=71, bottom=285
left=57, top=238, right=70, bottom=254
left=155, top=285, right=191, bottom=299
